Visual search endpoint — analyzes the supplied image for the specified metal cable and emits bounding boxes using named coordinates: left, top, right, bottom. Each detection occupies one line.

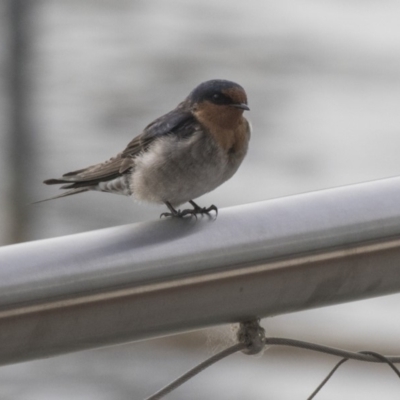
left=307, top=351, right=400, bottom=399
left=143, top=343, right=245, bottom=400
left=264, top=337, right=400, bottom=363
left=143, top=322, right=400, bottom=400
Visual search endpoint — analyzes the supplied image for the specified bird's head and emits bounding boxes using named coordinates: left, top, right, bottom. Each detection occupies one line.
left=188, top=79, right=249, bottom=128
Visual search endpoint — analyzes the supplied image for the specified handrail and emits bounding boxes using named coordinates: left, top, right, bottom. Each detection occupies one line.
left=1, top=177, right=400, bottom=365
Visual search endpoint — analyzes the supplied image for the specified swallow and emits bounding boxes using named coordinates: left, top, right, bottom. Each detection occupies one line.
left=42, top=79, right=251, bottom=218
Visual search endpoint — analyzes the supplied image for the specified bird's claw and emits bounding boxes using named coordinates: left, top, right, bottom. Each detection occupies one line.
left=190, top=204, right=218, bottom=217
left=160, top=208, right=189, bottom=218
left=160, top=203, right=218, bottom=219
left=160, top=210, right=181, bottom=218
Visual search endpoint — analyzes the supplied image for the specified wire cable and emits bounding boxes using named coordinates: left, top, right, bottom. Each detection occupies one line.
left=143, top=343, right=245, bottom=400
left=143, top=321, right=400, bottom=400
left=307, top=357, right=349, bottom=400
left=307, top=351, right=400, bottom=399
left=264, top=337, right=400, bottom=363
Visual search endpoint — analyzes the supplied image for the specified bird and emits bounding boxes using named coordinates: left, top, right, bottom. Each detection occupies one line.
left=42, top=79, right=251, bottom=218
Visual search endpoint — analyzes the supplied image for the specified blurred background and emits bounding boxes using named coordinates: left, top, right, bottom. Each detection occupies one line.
left=1, top=0, right=400, bottom=398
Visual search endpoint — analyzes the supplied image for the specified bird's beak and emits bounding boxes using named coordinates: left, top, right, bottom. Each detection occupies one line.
left=230, top=103, right=250, bottom=111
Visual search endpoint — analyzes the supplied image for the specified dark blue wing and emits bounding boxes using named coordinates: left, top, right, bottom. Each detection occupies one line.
left=44, top=103, right=196, bottom=187
left=121, top=102, right=195, bottom=158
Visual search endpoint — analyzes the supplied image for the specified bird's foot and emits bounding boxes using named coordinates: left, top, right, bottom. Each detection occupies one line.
left=160, top=201, right=187, bottom=218
left=160, top=209, right=185, bottom=218
left=160, top=201, right=218, bottom=219
left=189, top=200, right=218, bottom=217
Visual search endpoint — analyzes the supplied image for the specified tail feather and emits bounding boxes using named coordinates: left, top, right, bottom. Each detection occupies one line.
left=43, top=178, right=70, bottom=185
left=60, top=181, right=102, bottom=190
left=32, top=188, right=90, bottom=204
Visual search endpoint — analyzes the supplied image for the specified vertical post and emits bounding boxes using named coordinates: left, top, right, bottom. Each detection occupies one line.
left=7, top=0, right=34, bottom=244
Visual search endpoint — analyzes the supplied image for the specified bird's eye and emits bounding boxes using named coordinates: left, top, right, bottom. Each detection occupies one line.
left=210, top=92, right=229, bottom=105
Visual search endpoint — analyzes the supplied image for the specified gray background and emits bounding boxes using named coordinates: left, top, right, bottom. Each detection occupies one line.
left=1, top=0, right=400, bottom=399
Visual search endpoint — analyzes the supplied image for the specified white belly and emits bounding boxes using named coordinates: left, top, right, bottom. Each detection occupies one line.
left=130, top=131, right=247, bottom=206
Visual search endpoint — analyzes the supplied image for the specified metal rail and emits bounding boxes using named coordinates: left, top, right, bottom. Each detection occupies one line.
left=1, top=177, right=400, bottom=366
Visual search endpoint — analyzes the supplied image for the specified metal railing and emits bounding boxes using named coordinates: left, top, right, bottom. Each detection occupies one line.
left=1, top=177, right=400, bottom=366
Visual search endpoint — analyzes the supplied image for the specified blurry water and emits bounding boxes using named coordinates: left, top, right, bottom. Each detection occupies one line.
left=1, top=1, right=400, bottom=399
left=20, top=0, right=400, bottom=241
